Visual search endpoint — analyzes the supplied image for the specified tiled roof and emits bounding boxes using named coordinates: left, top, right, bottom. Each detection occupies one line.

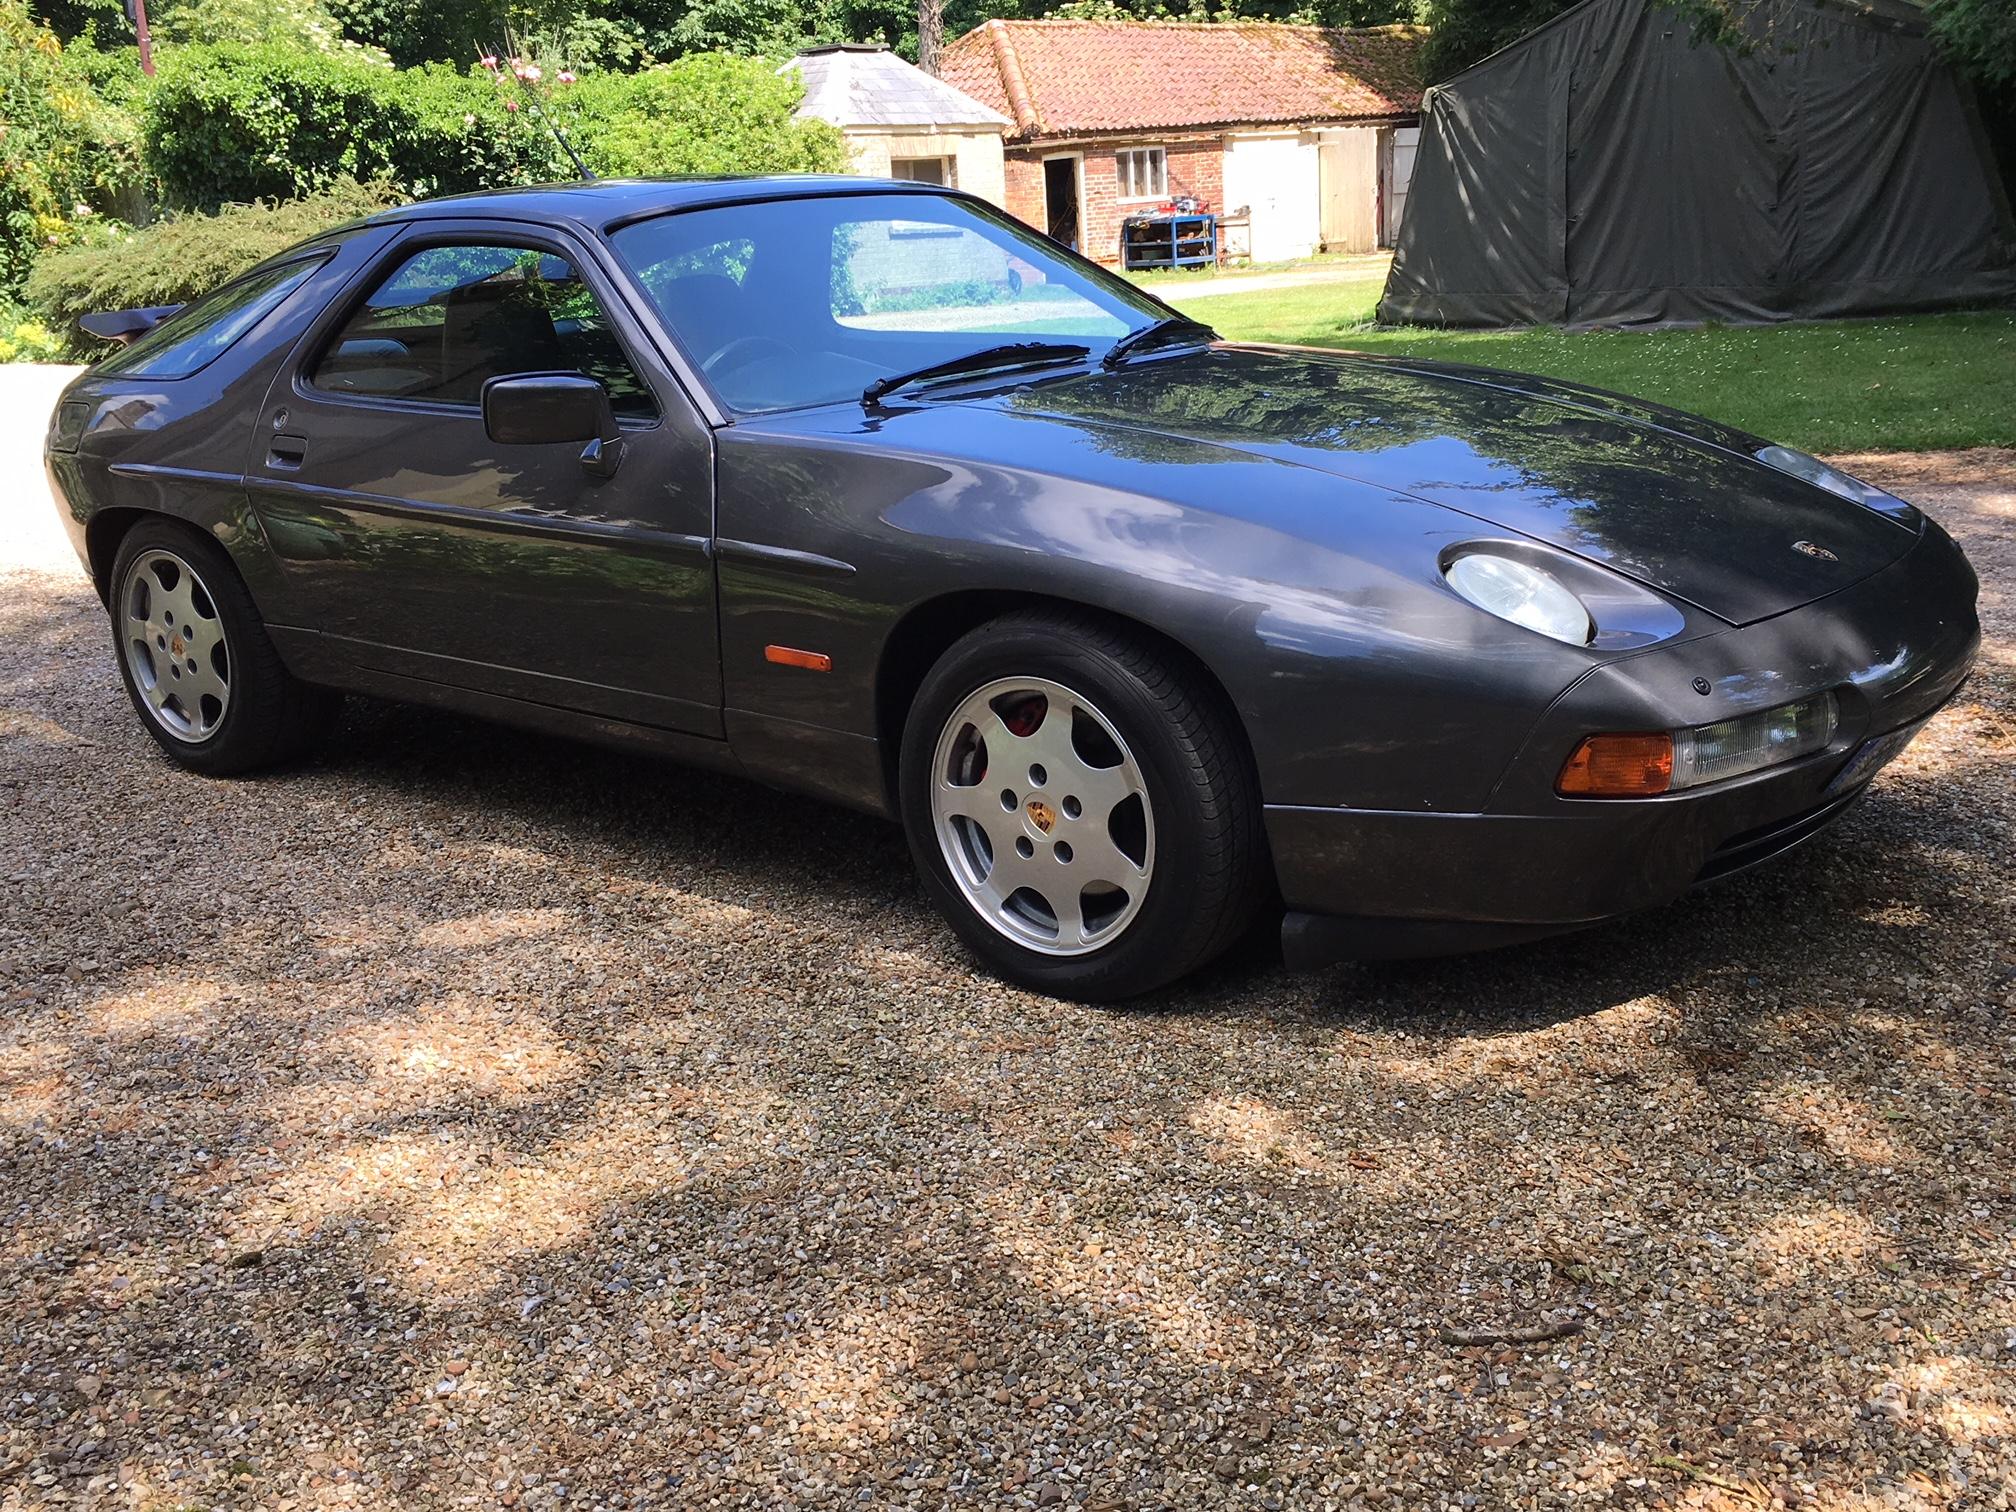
left=938, top=19, right=1425, bottom=141
left=785, top=44, right=1012, bottom=130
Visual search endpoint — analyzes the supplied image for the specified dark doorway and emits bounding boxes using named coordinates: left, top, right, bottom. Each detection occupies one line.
left=1043, top=158, right=1080, bottom=251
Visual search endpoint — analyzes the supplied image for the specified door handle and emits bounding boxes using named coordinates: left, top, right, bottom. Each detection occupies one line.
left=268, top=433, right=308, bottom=469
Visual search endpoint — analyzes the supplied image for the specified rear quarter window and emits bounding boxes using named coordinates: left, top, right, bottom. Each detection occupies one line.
left=95, top=256, right=329, bottom=381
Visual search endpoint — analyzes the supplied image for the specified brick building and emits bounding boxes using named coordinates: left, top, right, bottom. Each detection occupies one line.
left=940, top=19, right=1426, bottom=267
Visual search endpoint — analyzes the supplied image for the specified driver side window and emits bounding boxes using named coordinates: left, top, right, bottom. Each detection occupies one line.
left=310, top=241, right=658, bottom=419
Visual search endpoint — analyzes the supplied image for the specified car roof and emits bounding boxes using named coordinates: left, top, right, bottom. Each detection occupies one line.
left=359, top=175, right=954, bottom=234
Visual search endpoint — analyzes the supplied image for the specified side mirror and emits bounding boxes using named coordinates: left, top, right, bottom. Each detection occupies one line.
left=481, top=373, right=624, bottom=478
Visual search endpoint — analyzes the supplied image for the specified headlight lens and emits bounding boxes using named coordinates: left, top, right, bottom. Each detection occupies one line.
left=1754, top=444, right=1915, bottom=518
left=1444, top=553, right=1593, bottom=646
left=1673, top=692, right=1838, bottom=789
left=1557, top=693, right=1839, bottom=797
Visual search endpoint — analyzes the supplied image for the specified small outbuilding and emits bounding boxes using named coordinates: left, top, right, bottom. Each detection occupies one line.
left=940, top=19, right=1426, bottom=266
left=1380, top=0, right=2016, bottom=327
left=784, top=43, right=1012, bottom=209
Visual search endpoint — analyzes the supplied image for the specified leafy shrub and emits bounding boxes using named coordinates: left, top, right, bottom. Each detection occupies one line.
left=562, top=53, right=847, bottom=178
left=149, top=0, right=390, bottom=61
left=142, top=43, right=555, bottom=210
left=141, top=43, right=844, bottom=212
left=25, top=177, right=404, bottom=342
left=0, top=305, right=68, bottom=362
left=0, top=0, right=144, bottom=300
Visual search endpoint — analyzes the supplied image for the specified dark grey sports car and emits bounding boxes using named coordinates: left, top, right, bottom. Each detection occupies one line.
left=44, top=177, right=1980, bottom=999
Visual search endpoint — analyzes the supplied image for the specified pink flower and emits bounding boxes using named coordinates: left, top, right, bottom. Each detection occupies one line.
left=557, top=70, right=575, bottom=84
left=478, top=53, right=497, bottom=68
left=504, top=98, right=519, bottom=111
left=522, top=64, right=542, bottom=81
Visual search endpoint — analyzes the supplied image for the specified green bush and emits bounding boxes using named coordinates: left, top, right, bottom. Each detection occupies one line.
left=140, top=43, right=845, bottom=212
left=563, top=52, right=847, bottom=177
left=142, top=43, right=556, bottom=210
left=149, top=0, right=390, bottom=61
left=0, top=0, right=144, bottom=301
left=25, top=177, right=404, bottom=343
left=0, top=304, right=68, bottom=361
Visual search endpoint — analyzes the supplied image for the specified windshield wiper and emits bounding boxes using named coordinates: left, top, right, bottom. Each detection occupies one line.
left=862, top=342, right=1092, bottom=407
left=1102, top=315, right=1215, bottom=368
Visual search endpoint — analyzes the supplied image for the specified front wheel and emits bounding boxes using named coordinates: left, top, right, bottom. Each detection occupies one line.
left=109, top=518, right=338, bottom=775
left=899, top=611, right=1264, bottom=1000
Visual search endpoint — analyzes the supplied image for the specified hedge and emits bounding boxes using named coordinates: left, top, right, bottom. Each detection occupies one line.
left=139, top=44, right=848, bottom=213
left=25, top=177, right=404, bottom=343
left=563, top=54, right=848, bottom=179
left=142, top=43, right=557, bottom=210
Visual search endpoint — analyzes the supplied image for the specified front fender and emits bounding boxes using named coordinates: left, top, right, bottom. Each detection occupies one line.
left=716, top=403, right=1615, bottom=812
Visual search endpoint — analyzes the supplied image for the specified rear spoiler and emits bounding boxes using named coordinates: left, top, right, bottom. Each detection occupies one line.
left=77, top=305, right=183, bottom=345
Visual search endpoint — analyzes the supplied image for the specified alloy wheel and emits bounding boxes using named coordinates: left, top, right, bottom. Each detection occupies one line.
left=121, top=548, right=232, bottom=743
left=929, top=676, right=1156, bottom=956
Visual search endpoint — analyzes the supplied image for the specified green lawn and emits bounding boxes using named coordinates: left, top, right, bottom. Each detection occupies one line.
left=1146, top=276, right=2016, bottom=453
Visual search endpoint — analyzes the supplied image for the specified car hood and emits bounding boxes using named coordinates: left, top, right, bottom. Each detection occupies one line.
left=980, top=344, right=1917, bottom=625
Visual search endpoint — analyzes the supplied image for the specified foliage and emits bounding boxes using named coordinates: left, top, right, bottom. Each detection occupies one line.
left=322, top=0, right=676, bottom=67
left=0, top=0, right=142, bottom=302
left=141, top=43, right=556, bottom=209
left=308, top=0, right=1414, bottom=69
left=1925, top=0, right=2016, bottom=90
left=24, top=176, right=402, bottom=339
left=562, top=53, right=848, bottom=176
left=1414, top=0, right=1563, bottom=80
left=0, top=302, right=67, bottom=360
left=23, top=0, right=121, bottom=44
left=149, top=0, right=392, bottom=62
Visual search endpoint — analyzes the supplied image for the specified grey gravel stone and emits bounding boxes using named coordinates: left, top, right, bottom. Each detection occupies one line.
left=2, top=402, right=2012, bottom=1507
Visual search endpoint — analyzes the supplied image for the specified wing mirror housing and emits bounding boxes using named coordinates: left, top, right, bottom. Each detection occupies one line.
left=481, top=372, right=624, bottom=478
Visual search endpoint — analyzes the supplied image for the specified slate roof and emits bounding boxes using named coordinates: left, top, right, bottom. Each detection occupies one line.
left=938, top=19, right=1425, bottom=141
left=785, top=44, right=1012, bottom=131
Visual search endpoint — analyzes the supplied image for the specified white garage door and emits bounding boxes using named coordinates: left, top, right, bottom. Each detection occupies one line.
left=1224, top=133, right=1321, bottom=265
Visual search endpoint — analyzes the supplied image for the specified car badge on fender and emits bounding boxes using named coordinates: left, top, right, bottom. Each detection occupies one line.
left=1792, top=540, right=1839, bottom=561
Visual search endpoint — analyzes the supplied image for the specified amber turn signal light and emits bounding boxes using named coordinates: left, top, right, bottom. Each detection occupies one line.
left=764, top=644, right=832, bottom=672
left=1557, top=732, right=1674, bottom=797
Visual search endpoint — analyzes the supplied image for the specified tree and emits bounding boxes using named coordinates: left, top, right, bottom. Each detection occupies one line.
left=1925, top=0, right=2016, bottom=89
left=0, top=0, right=141, bottom=301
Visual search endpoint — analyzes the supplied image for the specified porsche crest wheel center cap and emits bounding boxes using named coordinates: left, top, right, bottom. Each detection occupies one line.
left=1025, top=798, right=1057, bottom=835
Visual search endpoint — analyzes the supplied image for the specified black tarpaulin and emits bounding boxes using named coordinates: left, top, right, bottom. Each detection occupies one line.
left=1379, top=0, right=2016, bottom=327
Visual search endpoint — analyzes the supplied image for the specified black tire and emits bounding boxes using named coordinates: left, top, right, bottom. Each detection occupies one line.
left=107, top=517, right=338, bottom=775
left=899, top=609, right=1265, bottom=1001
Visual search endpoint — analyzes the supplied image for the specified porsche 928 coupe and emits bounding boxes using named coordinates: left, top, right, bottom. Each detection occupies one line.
left=44, top=178, right=1980, bottom=999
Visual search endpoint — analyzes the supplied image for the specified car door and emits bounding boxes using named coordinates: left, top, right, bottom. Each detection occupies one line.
left=246, top=218, right=720, bottom=736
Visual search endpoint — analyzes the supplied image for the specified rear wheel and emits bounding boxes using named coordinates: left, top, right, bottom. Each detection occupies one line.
left=109, top=519, right=337, bottom=774
left=900, top=611, right=1263, bottom=1000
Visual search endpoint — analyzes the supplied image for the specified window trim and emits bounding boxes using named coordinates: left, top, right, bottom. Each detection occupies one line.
left=1115, top=146, right=1169, bottom=204
left=888, top=155, right=954, bottom=187
left=295, top=227, right=663, bottom=427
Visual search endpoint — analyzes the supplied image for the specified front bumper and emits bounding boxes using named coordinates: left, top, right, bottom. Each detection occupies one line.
left=1271, top=519, right=1979, bottom=967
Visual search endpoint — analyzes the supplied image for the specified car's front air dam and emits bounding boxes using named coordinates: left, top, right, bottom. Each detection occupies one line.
left=1269, top=518, right=1980, bottom=970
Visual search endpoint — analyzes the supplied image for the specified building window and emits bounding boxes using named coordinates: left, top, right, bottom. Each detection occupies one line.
left=1116, top=146, right=1167, bottom=202
left=890, top=156, right=953, bottom=186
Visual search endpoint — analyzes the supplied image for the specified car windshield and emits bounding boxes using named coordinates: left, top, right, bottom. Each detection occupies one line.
left=608, top=191, right=1175, bottom=414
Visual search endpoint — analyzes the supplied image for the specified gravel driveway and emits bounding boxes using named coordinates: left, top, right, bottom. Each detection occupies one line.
left=3, top=362, right=2013, bottom=1510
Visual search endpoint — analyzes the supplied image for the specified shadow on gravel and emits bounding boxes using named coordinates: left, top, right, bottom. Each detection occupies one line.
left=5, top=486, right=2014, bottom=1506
